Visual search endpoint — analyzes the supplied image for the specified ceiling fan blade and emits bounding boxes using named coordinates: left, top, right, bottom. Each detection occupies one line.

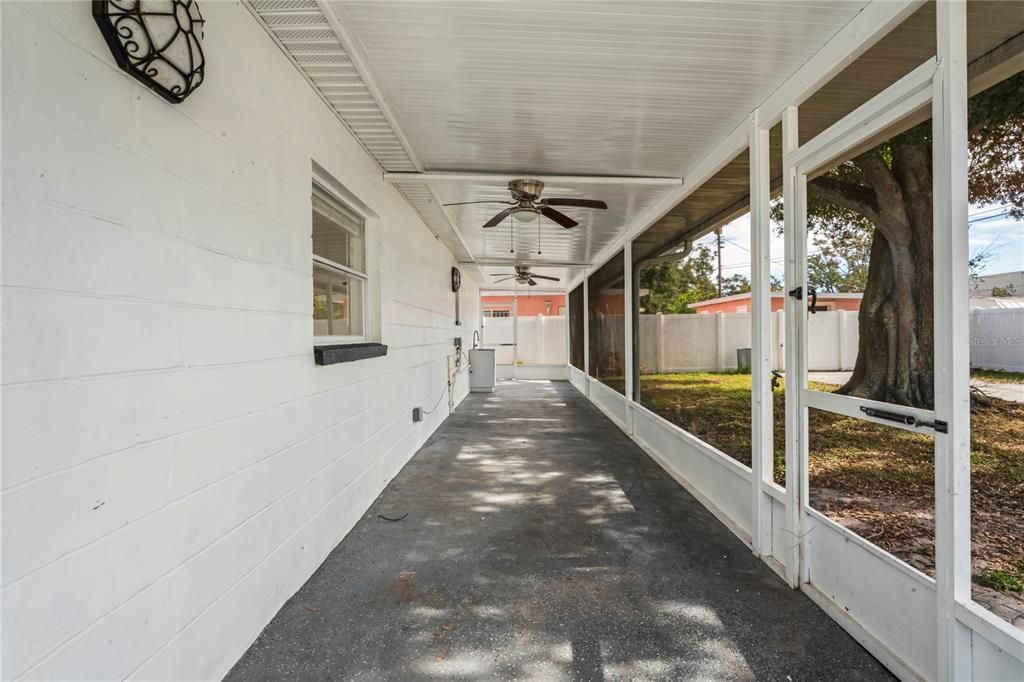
left=542, top=198, right=608, bottom=210
left=539, top=205, right=578, bottom=229
left=483, top=207, right=515, bottom=228
left=530, top=275, right=560, bottom=281
left=527, top=278, right=538, bottom=286
left=492, top=276, right=517, bottom=282
left=442, top=200, right=514, bottom=207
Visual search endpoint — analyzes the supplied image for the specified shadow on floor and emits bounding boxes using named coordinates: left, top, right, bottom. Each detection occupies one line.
left=227, top=380, right=893, bottom=681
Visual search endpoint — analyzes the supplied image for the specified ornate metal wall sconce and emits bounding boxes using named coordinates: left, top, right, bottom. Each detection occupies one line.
left=93, top=0, right=206, bottom=103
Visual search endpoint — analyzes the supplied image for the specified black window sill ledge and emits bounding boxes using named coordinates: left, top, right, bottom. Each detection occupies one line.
left=314, top=342, right=388, bottom=366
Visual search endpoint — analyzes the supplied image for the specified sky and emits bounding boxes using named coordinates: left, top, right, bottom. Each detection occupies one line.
left=693, top=203, right=1024, bottom=285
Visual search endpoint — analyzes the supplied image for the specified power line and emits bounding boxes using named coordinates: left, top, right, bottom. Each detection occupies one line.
left=969, top=212, right=1011, bottom=225
left=969, top=205, right=1011, bottom=219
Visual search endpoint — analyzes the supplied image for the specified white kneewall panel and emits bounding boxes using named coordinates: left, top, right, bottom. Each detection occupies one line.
left=803, top=512, right=937, bottom=680
left=0, top=2, right=479, bottom=679
left=569, top=365, right=588, bottom=394
left=631, top=404, right=753, bottom=542
left=587, top=379, right=628, bottom=429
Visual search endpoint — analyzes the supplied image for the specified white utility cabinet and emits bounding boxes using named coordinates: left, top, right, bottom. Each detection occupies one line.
left=468, top=348, right=496, bottom=392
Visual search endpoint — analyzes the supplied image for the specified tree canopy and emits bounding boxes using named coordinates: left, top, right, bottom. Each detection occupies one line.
left=638, top=245, right=718, bottom=313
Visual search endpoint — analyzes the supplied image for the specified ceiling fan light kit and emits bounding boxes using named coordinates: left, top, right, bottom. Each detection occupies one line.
left=443, top=177, right=608, bottom=231
left=491, top=265, right=561, bottom=288
left=511, top=207, right=538, bottom=222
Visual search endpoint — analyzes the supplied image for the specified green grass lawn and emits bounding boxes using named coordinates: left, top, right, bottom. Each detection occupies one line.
left=631, top=372, right=1024, bottom=599
left=972, top=368, right=1024, bottom=384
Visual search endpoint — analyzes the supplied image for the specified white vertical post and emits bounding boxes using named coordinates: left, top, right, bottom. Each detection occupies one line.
left=624, top=241, right=635, bottom=433
left=782, top=105, right=806, bottom=588
left=583, top=275, right=590, bottom=396
left=716, top=312, right=726, bottom=371
left=750, top=108, right=773, bottom=556
left=838, top=311, right=847, bottom=370
left=775, top=309, right=786, bottom=372
left=934, top=1, right=971, bottom=678
left=656, top=313, right=665, bottom=373
left=565, top=293, right=571, bottom=367
left=537, top=314, right=546, bottom=365
left=512, top=294, right=519, bottom=381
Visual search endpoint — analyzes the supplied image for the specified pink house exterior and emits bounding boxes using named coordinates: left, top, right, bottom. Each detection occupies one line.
left=688, top=292, right=863, bottom=314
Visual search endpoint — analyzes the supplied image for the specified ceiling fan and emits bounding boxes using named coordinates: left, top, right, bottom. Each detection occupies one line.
left=492, top=265, right=560, bottom=287
left=443, top=178, right=607, bottom=229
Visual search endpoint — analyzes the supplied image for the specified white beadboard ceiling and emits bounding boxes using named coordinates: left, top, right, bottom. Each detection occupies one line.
left=332, top=0, right=866, bottom=176
left=249, top=0, right=870, bottom=285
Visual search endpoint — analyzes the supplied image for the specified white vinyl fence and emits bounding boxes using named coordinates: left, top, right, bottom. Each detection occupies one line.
left=634, top=311, right=859, bottom=373
left=970, top=308, right=1024, bottom=372
left=601, top=308, right=1024, bottom=374
left=481, top=315, right=568, bottom=366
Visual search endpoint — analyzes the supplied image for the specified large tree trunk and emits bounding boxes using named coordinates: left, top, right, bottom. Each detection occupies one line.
left=809, top=141, right=935, bottom=409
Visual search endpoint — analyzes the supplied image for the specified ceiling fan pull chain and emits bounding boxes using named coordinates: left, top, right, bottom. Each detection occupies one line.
left=509, top=212, right=514, bottom=254
left=537, top=215, right=542, bottom=255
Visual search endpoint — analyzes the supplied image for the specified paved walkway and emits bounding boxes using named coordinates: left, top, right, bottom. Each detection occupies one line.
left=228, top=380, right=892, bottom=681
left=809, top=371, right=1023, bottom=403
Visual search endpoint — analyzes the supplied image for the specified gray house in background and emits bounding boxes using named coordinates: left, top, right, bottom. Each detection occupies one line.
left=971, top=270, right=1024, bottom=297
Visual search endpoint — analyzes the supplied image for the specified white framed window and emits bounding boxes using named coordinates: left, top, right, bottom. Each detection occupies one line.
left=483, top=308, right=511, bottom=318
left=312, top=182, right=367, bottom=342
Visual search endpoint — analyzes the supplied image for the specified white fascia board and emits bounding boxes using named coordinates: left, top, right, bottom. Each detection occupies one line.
left=426, top=183, right=476, bottom=263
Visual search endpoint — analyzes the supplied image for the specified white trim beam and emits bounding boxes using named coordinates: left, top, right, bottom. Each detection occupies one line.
left=792, top=58, right=938, bottom=176
left=802, top=389, right=937, bottom=434
left=426, top=184, right=476, bottom=263
left=465, top=259, right=590, bottom=268
left=384, top=172, right=682, bottom=186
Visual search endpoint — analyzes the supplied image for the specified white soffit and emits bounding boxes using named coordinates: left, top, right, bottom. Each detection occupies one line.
left=247, top=0, right=418, bottom=172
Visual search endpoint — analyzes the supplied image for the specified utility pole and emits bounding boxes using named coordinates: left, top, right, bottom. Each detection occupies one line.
left=716, top=227, right=723, bottom=297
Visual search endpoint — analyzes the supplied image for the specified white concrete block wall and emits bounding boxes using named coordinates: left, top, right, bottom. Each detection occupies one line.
left=0, top=2, right=479, bottom=679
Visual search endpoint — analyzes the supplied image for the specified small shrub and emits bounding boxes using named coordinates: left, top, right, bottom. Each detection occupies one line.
left=975, top=569, right=1023, bottom=593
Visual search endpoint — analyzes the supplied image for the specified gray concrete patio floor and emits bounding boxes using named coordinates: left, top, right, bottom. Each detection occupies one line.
left=227, top=380, right=893, bottom=681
